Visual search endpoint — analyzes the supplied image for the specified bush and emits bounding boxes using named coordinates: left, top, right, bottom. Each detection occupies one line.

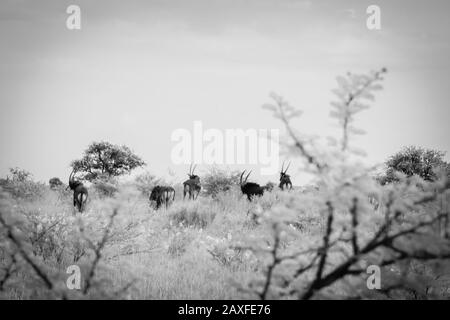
left=0, top=168, right=46, bottom=200
left=92, top=175, right=118, bottom=198
left=380, top=146, right=449, bottom=184
left=49, top=177, right=64, bottom=190
left=133, top=172, right=163, bottom=197
left=202, top=167, right=241, bottom=198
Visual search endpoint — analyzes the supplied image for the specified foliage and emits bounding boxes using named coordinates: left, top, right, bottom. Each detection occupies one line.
left=245, top=68, right=450, bottom=299
left=133, top=172, right=163, bottom=197
left=8, top=167, right=33, bottom=182
left=91, top=174, right=118, bottom=198
left=0, top=190, right=139, bottom=299
left=71, top=141, right=145, bottom=181
left=0, top=168, right=45, bottom=200
left=202, top=167, right=241, bottom=198
left=330, top=68, right=387, bottom=153
left=380, top=146, right=449, bottom=184
left=49, top=177, right=63, bottom=190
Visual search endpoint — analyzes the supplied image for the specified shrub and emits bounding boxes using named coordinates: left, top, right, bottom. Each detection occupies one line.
left=380, top=146, right=449, bottom=184
left=202, top=167, right=241, bottom=198
left=92, top=175, right=118, bottom=198
left=49, top=177, right=64, bottom=190
left=133, top=172, right=162, bottom=197
left=0, top=168, right=45, bottom=200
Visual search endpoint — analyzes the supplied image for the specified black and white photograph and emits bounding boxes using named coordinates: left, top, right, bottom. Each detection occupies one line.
left=0, top=0, right=450, bottom=304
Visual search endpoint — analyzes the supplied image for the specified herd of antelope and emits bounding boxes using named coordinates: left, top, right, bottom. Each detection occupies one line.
left=66, top=162, right=293, bottom=213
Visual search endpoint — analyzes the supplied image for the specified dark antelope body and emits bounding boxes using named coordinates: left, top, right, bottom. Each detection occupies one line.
left=183, top=164, right=201, bottom=200
left=150, top=185, right=175, bottom=209
left=279, top=161, right=293, bottom=190
left=68, top=169, right=88, bottom=212
left=240, top=170, right=265, bottom=201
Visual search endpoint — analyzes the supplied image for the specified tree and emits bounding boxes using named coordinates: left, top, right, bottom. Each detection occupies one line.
left=71, top=141, right=145, bottom=181
left=380, top=146, right=448, bottom=184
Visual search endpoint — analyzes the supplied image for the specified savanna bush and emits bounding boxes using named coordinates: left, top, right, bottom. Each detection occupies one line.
left=133, top=172, right=163, bottom=197
left=202, top=167, right=241, bottom=198
left=0, top=186, right=140, bottom=299
left=379, top=146, right=450, bottom=184
left=49, top=177, right=64, bottom=190
left=91, top=174, right=119, bottom=198
left=0, top=168, right=46, bottom=200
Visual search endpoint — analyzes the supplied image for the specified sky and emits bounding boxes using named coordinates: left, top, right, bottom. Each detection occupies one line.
left=0, top=0, right=449, bottom=185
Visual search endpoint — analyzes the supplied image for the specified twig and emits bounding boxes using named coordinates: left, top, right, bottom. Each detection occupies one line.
left=82, top=208, right=119, bottom=295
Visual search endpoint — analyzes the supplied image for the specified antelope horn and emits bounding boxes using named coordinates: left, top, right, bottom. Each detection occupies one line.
left=245, top=170, right=252, bottom=183
left=69, top=168, right=75, bottom=182
left=281, top=161, right=285, bottom=173
left=188, top=163, right=193, bottom=175
left=284, top=161, right=291, bottom=174
left=240, top=170, right=246, bottom=185
left=192, top=164, right=197, bottom=175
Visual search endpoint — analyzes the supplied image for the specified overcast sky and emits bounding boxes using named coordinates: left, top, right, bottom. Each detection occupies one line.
left=0, top=0, right=449, bottom=185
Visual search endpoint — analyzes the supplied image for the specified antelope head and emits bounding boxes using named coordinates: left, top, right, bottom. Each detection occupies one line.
left=187, top=164, right=200, bottom=182
left=280, top=161, right=291, bottom=181
left=279, top=161, right=293, bottom=190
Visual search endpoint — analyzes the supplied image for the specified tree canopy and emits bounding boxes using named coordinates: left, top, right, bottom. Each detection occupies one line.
left=71, top=141, right=145, bottom=181
left=380, top=146, right=449, bottom=184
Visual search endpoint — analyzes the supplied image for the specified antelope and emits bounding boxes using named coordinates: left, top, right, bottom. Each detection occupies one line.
left=67, top=168, right=88, bottom=212
left=150, top=185, right=175, bottom=209
left=183, top=164, right=201, bottom=200
left=279, top=161, right=293, bottom=190
left=240, top=170, right=265, bottom=201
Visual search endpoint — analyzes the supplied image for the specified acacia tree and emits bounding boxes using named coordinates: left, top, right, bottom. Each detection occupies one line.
left=380, top=146, right=449, bottom=184
left=71, top=141, right=145, bottom=181
left=237, top=68, right=450, bottom=300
